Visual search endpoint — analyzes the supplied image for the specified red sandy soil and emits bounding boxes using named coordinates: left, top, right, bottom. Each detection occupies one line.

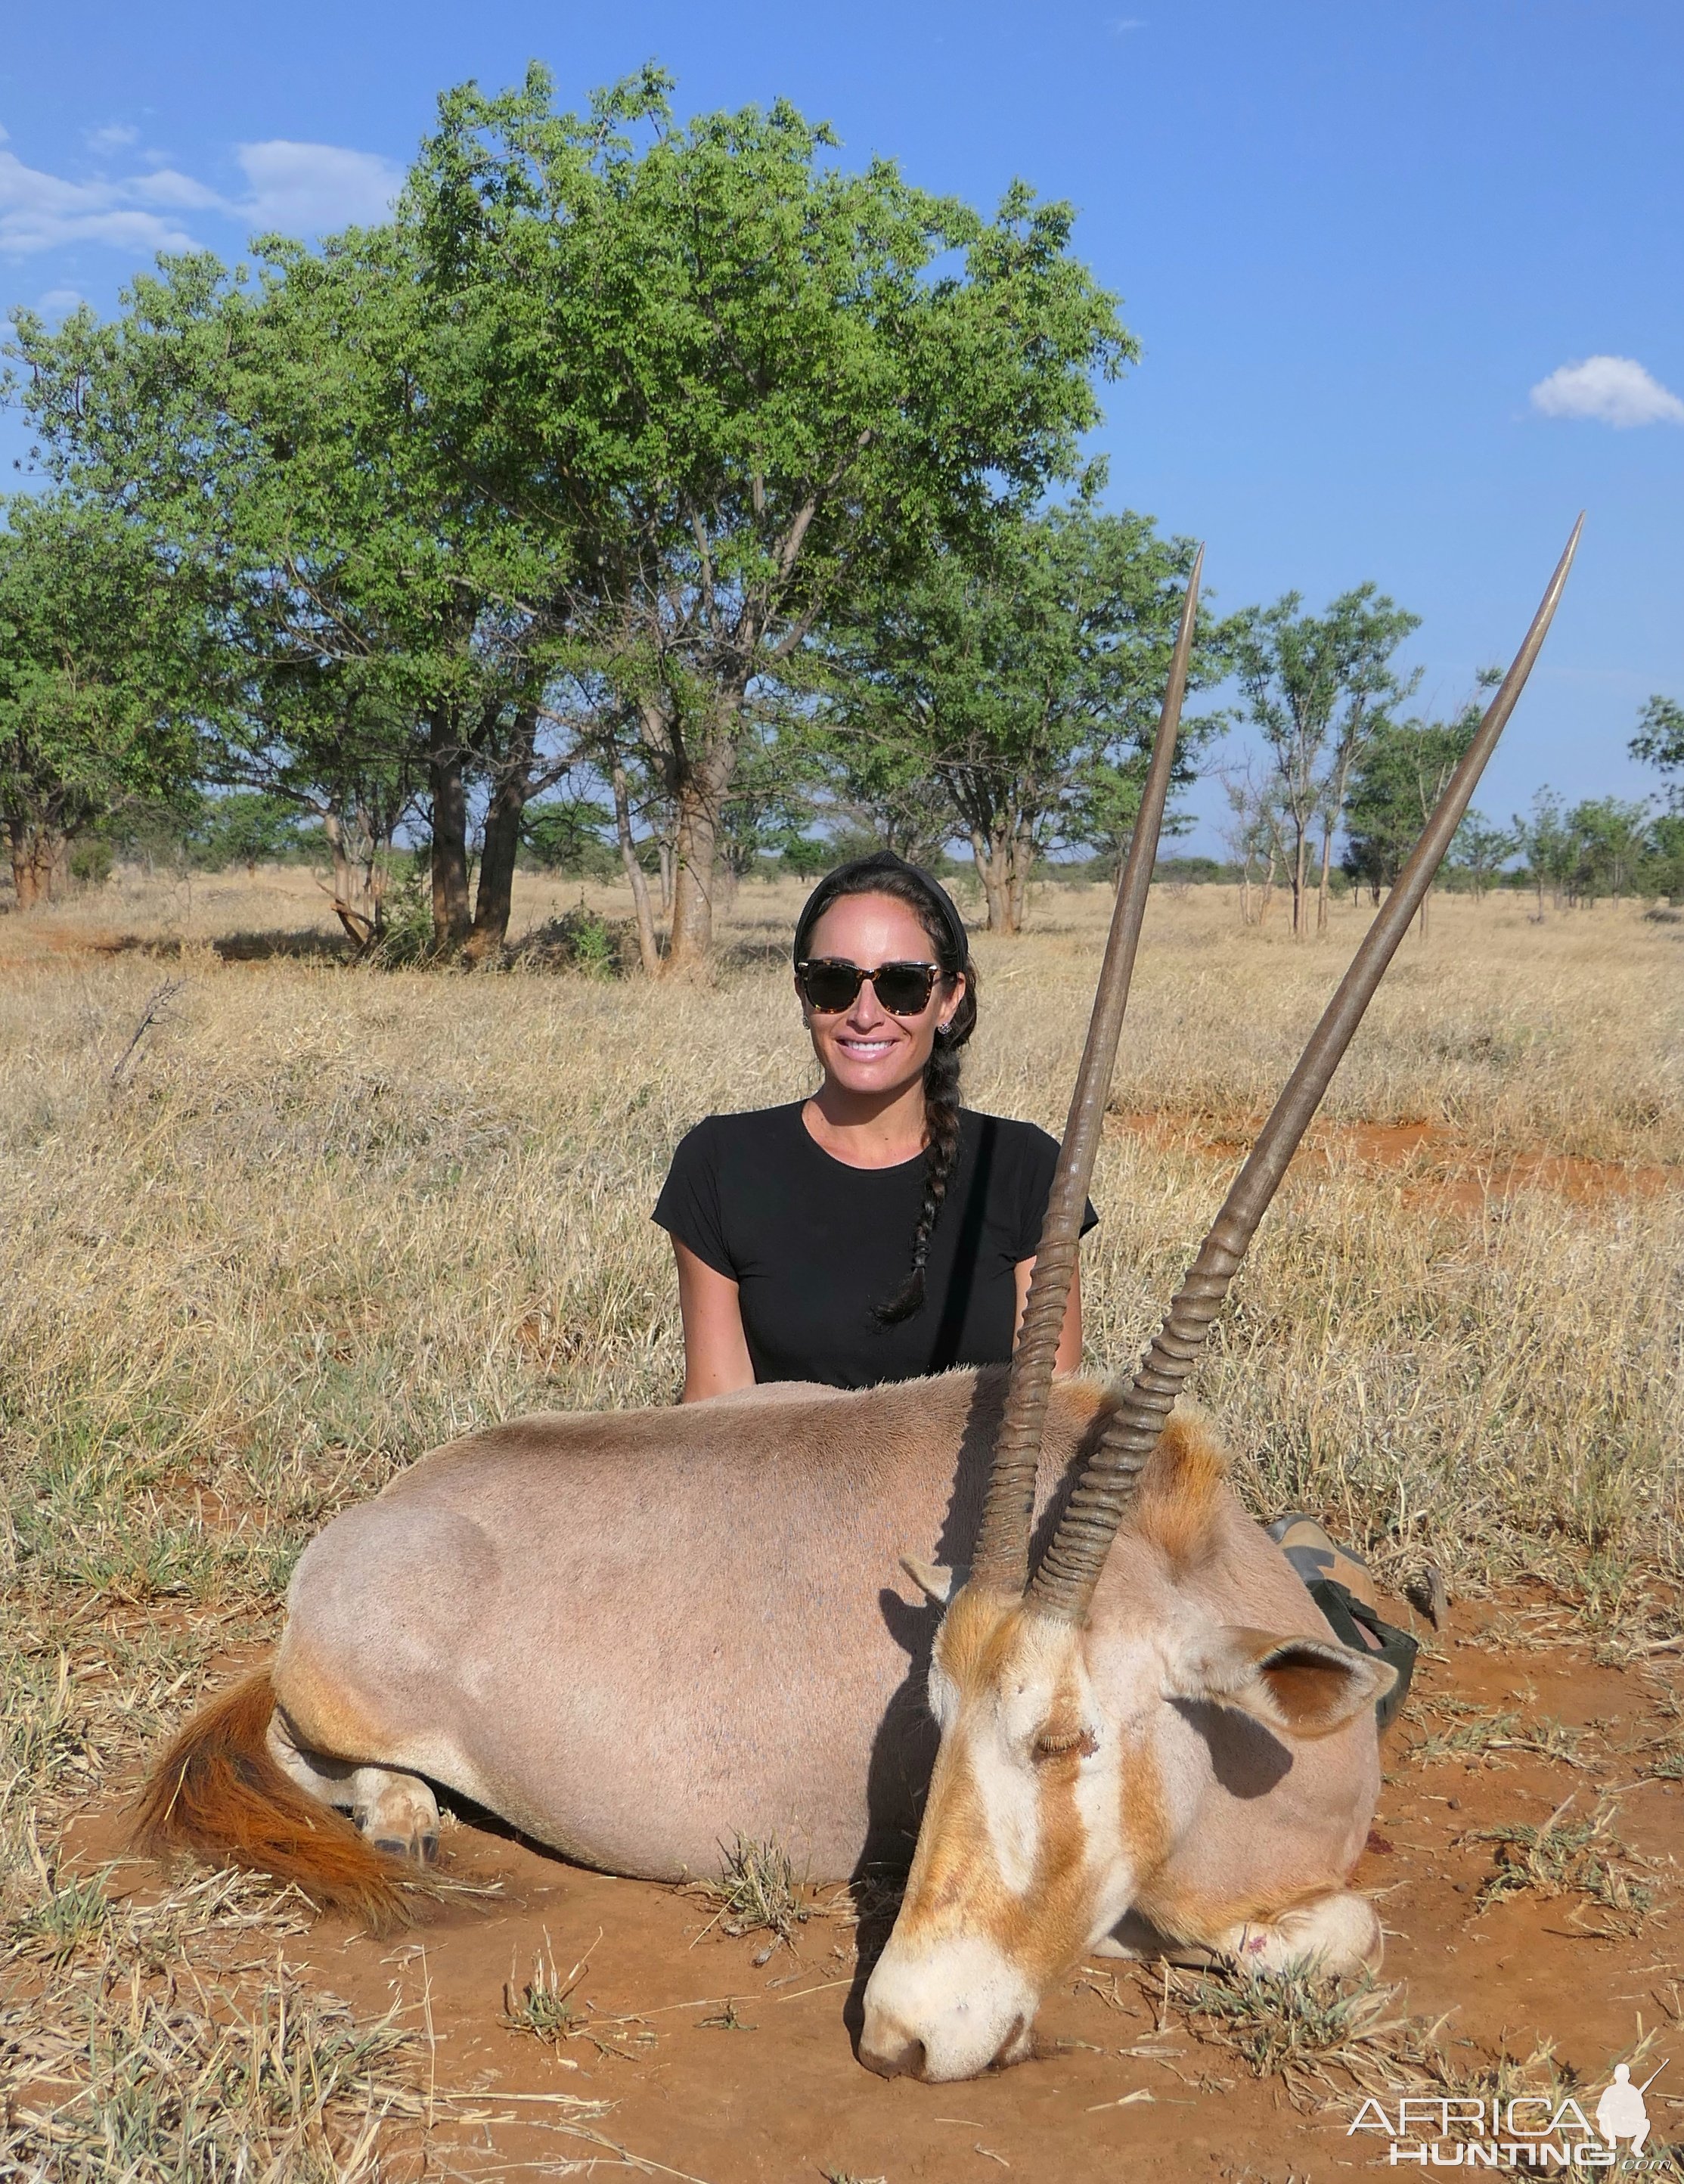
left=1108, top=1112, right=1679, bottom=1215
left=67, top=1605, right=1684, bottom=2184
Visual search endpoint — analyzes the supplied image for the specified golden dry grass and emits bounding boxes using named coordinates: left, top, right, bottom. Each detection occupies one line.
left=1, top=865, right=1680, bottom=2172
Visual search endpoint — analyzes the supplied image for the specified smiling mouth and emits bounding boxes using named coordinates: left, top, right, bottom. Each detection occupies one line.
left=838, top=1037, right=897, bottom=1058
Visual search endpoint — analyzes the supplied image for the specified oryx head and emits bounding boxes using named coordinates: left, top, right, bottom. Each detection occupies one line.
left=860, top=523, right=1580, bottom=2083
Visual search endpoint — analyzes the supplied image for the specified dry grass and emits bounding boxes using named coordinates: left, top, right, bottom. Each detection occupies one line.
left=689, top=1835, right=811, bottom=1951
left=1464, top=1790, right=1655, bottom=1928
left=1, top=865, right=1680, bottom=2170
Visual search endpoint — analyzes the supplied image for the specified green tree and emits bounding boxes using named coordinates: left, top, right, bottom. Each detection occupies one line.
left=1232, top=586, right=1421, bottom=937
left=1630, top=694, right=1684, bottom=811
left=1640, top=812, right=1684, bottom=903
left=8, top=234, right=566, bottom=957
left=405, top=65, right=1132, bottom=963
left=190, top=790, right=310, bottom=873
left=1344, top=683, right=1495, bottom=935
left=521, top=796, right=617, bottom=877
left=820, top=507, right=1220, bottom=932
left=1510, top=787, right=1575, bottom=915
left=0, top=497, right=199, bottom=906
left=1565, top=796, right=1651, bottom=902
left=1446, top=808, right=1516, bottom=899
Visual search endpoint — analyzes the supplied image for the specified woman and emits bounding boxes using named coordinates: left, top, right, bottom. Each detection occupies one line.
left=653, top=851, right=1094, bottom=1399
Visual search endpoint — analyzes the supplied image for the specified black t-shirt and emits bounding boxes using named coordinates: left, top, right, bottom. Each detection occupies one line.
left=653, top=1102, right=1097, bottom=1391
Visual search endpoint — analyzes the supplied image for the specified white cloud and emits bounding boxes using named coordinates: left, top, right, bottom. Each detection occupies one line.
left=85, top=123, right=141, bottom=157
left=236, top=141, right=402, bottom=233
left=127, top=167, right=227, bottom=211
left=0, top=147, right=197, bottom=255
left=1530, top=354, right=1684, bottom=429
left=0, top=124, right=402, bottom=257
left=36, top=286, right=86, bottom=317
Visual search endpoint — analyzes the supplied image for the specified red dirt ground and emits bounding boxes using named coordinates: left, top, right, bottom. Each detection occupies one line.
left=1107, top=1112, right=1679, bottom=1215
left=71, top=1604, right=1684, bottom=2184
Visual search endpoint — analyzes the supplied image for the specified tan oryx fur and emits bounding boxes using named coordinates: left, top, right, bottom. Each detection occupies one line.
left=133, top=1374, right=1385, bottom=1962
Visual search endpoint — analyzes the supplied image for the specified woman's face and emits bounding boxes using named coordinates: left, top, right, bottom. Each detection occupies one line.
left=798, top=892, right=964, bottom=1102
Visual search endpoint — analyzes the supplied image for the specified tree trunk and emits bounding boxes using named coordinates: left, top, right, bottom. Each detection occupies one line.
left=1006, top=821, right=1034, bottom=933
left=667, top=749, right=734, bottom=969
left=658, top=840, right=674, bottom=916
left=7, top=817, right=64, bottom=910
left=366, top=813, right=395, bottom=938
left=1315, top=816, right=1335, bottom=936
left=612, top=758, right=662, bottom=977
left=464, top=795, right=522, bottom=964
left=969, top=828, right=1014, bottom=934
left=464, top=711, right=540, bottom=966
left=428, top=705, right=472, bottom=952
left=323, top=810, right=372, bottom=949
left=1291, top=828, right=1309, bottom=938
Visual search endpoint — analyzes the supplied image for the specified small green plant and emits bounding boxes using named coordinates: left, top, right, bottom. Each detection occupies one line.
left=1173, top=1962, right=1441, bottom=2108
left=502, top=1934, right=656, bottom=2059
left=1466, top=1794, right=1651, bottom=1925
left=1406, top=1699, right=1585, bottom=1769
left=693, top=1833, right=809, bottom=1946
left=11, top=1869, right=114, bottom=1965
left=362, top=858, right=437, bottom=966
left=502, top=1938, right=586, bottom=2044
left=563, top=904, right=617, bottom=979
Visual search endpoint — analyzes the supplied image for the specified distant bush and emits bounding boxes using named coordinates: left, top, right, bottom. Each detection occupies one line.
left=70, top=838, right=114, bottom=888
left=508, top=903, right=637, bottom=976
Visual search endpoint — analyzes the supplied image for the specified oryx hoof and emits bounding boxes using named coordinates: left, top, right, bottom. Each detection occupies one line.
left=353, top=1767, right=442, bottom=1866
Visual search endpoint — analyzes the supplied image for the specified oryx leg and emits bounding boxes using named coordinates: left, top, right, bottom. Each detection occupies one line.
left=1092, top=1908, right=1223, bottom=1970
left=1217, top=1891, right=1382, bottom=1977
left=266, top=1705, right=440, bottom=1863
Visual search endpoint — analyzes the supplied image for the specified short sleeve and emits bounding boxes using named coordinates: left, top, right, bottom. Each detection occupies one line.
left=1012, top=1125, right=1099, bottom=1264
left=652, top=1118, right=736, bottom=1278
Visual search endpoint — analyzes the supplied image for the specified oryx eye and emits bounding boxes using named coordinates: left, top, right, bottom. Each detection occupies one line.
left=1033, top=1726, right=1097, bottom=1761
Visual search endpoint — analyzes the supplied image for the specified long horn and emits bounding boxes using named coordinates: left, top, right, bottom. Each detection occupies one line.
left=1028, top=515, right=1584, bottom=1622
left=969, top=547, right=1205, bottom=1594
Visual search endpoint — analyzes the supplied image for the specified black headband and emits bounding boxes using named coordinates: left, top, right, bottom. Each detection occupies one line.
left=792, top=850, right=970, bottom=970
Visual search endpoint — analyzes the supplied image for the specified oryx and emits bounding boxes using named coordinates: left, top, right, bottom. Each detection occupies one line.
left=135, top=525, right=1580, bottom=2084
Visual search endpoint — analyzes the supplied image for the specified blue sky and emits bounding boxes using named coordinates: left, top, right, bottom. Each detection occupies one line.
left=3, top=0, right=1679, bottom=851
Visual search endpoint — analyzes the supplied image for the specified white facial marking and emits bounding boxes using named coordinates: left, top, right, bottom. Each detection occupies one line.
left=970, top=1712, right=1042, bottom=1897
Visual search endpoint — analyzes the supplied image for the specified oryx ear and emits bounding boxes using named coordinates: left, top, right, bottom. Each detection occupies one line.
left=1169, top=1625, right=1395, bottom=1739
left=899, top=1556, right=957, bottom=1605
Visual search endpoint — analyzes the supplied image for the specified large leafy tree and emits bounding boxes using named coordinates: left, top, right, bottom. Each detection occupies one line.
left=8, top=235, right=567, bottom=956
left=820, top=506, right=1223, bottom=932
left=404, top=65, right=1133, bottom=963
left=1232, top=586, right=1421, bottom=937
left=0, top=497, right=200, bottom=906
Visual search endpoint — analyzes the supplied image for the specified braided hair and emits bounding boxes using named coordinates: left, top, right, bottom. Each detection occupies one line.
left=792, top=851, right=978, bottom=1326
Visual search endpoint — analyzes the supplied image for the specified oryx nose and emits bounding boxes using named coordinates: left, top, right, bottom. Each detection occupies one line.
left=858, top=2015, right=928, bottom=2080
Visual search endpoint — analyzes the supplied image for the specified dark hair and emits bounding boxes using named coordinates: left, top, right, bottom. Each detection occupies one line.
left=793, top=852, right=978, bottom=1324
